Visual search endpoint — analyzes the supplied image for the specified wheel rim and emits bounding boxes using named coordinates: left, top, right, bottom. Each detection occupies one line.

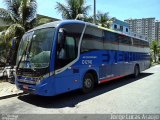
left=84, top=78, right=92, bottom=88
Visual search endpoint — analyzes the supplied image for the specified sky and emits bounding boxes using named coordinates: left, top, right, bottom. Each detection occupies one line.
left=0, top=0, right=160, bottom=21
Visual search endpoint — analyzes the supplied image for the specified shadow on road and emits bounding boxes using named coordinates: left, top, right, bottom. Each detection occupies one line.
left=18, top=73, right=153, bottom=108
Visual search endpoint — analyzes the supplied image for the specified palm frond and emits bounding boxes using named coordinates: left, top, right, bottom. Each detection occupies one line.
left=18, top=0, right=37, bottom=24
left=56, top=0, right=90, bottom=19
left=96, top=11, right=111, bottom=28
left=0, top=31, right=5, bottom=42
left=18, top=0, right=28, bottom=25
left=0, top=8, right=16, bottom=23
left=68, top=0, right=77, bottom=19
left=56, top=2, right=71, bottom=19
left=76, top=0, right=90, bottom=17
left=3, top=0, right=12, bottom=11
left=83, top=16, right=93, bottom=23
left=4, top=0, right=20, bottom=21
left=25, top=18, right=36, bottom=30
left=0, top=26, right=9, bottom=32
left=81, top=5, right=91, bottom=15
left=26, top=0, right=37, bottom=22
left=1, top=0, right=37, bottom=66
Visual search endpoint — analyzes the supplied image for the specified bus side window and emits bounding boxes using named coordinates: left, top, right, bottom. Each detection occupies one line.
left=65, top=36, right=76, bottom=60
left=81, top=26, right=103, bottom=53
left=56, top=35, right=76, bottom=69
left=55, top=23, right=84, bottom=70
left=103, top=31, right=119, bottom=50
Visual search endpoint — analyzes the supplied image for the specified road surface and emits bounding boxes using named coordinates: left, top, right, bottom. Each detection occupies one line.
left=0, top=65, right=160, bottom=114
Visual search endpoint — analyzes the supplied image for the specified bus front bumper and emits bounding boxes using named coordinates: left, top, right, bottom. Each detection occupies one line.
left=15, top=78, right=54, bottom=96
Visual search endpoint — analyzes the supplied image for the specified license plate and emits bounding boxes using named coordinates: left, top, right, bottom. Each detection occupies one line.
left=23, top=85, right=28, bottom=89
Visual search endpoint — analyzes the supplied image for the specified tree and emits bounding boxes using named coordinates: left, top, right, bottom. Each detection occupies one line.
left=0, top=26, right=9, bottom=32
left=56, top=0, right=91, bottom=19
left=151, top=40, right=159, bottom=63
left=83, top=16, right=94, bottom=23
left=0, top=0, right=37, bottom=65
left=83, top=11, right=115, bottom=29
left=0, top=31, right=6, bottom=66
left=96, top=11, right=115, bottom=28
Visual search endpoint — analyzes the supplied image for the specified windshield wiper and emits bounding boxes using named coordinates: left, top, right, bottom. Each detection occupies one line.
left=16, top=41, right=30, bottom=71
left=17, top=41, right=36, bottom=72
left=25, top=40, right=36, bottom=72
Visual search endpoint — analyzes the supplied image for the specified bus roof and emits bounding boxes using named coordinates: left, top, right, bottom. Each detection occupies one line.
left=27, top=20, right=148, bottom=42
left=27, top=20, right=85, bottom=33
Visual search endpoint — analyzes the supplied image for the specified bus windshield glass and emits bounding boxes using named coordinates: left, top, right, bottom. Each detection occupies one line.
left=17, top=28, right=55, bottom=69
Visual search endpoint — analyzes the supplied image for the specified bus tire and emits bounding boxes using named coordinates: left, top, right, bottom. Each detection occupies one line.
left=133, top=65, right=140, bottom=78
left=82, top=73, right=94, bottom=93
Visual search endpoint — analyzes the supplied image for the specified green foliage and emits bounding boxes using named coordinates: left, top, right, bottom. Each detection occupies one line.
left=56, top=0, right=91, bottom=19
left=0, top=31, right=7, bottom=65
left=83, top=16, right=93, bottom=23
left=96, top=11, right=115, bottom=28
left=0, top=0, right=37, bottom=30
left=96, top=11, right=109, bottom=27
left=0, top=26, right=9, bottom=32
left=83, top=11, right=115, bottom=29
left=56, top=0, right=114, bottom=29
left=5, top=24, right=25, bottom=41
left=0, top=0, right=37, bottom=65
left=150, top=40, right=159, bottom=63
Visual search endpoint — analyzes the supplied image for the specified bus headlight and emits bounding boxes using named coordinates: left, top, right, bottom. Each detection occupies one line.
left=36, top=78, right=42, bottom=84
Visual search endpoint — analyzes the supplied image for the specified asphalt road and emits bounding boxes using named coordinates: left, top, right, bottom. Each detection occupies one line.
left=0, top=65, right=160, bottom=114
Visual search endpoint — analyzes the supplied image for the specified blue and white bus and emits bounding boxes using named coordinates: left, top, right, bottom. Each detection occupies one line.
left=16, top=20, right=150, bottom=96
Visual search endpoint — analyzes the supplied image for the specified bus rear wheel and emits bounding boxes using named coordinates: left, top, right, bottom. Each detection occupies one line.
left=82, top=73, right=94, bottom=93
left=133, top=65, right=140, bottom=78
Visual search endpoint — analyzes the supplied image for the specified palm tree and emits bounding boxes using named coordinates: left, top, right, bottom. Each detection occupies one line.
left=0, top=31, right=6, bottom=66
left=0, top=0, right=37, bottom=65
left=96, top=11, right=115, bottom=28
left=0, top=26, right=9, bottom=32
left=83, top=16, right=94, bottom=23
left=151, top=40, right=159, bottom=63
left=56, top=0, right=91, bottom=19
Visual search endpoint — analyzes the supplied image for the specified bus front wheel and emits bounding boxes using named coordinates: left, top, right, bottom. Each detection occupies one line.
left=82, top=73, right=94, bottom=93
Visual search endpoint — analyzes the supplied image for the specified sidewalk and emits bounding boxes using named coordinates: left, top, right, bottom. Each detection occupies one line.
left=0, top=82, right=23, bottom=99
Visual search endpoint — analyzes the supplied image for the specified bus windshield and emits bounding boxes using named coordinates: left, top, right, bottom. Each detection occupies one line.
left=17, top=27, right=55, bottom=69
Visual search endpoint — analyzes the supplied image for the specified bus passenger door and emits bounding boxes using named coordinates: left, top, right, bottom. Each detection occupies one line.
left=53, top=23, right=84, bottom=94
left=54, top=35, right=80, bottom=94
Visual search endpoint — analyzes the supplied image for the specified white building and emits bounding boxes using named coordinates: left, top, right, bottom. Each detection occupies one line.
left=155, top=20, right=160, bottom=45
left=125, top=18, right=155, bottom=42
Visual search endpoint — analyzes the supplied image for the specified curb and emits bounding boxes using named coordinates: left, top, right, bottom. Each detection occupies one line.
left=0, top=92, right=24, bottom=100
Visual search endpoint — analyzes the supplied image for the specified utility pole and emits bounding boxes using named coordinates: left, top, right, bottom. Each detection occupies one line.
left=93, top=0, right=96, bottom=24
